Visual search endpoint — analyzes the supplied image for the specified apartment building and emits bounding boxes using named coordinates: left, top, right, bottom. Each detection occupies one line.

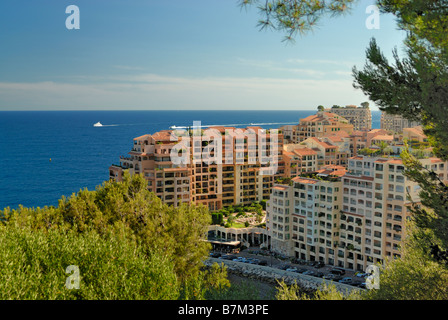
left=109, top=126, right=285, bottom=211
left=380, top=112, right=421, bottom=133
left=348, top=130, right=368, bottom=156
left=267, top=154, right=448, bottom=272
left=266, top=166, right=347, bottom=264
left=300, top=137, right=350, bottom=168
left=403, top=126, right=428, bottom=144
left=283, top=146, right=318, bottom=178
left=279, top=125, right=295, bottom=143
left=291, top=111, right=354, bottom=143
left=342, top=156, right=448, bottom=270
left=325, top=105, right=372, bottom=131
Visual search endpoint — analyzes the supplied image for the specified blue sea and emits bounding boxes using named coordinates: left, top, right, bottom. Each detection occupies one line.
left=0, top=110, right=381, bottom=209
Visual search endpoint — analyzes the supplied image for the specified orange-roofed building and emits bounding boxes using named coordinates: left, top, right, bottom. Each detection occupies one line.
left=283, top=147, right=318, bottom=178
left=292, top=111, right=354, bottom=143
left=300, top=137, right=350, bottom=168
left=403, top=126, right=428, bottom=143
left=109, top=126, right=285, bottom=211
left=325, top=105, right=372, bottom=131
left=266, top=167, right=345, bottom=261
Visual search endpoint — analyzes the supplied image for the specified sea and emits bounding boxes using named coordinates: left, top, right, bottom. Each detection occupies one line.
left=0, top=110, right=381, bottom=210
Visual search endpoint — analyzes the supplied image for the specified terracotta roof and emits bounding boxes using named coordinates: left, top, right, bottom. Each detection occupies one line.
left=316, top=165, right=347, bottom=177
left=292, top=177, right=319, bottom=184
left=308, top=137, right=336, bottom=148
left=325, top=135, right=344, bottom=143
left=293, top=148, right=317, bottom=156
left=371, top=135, right=394, bottom=141
left=273, top=185, right=289, bottom=190
left=134, top=134, right=151, bottom=141
left=152, top=130, right=178, bottom=142
left=387, top=159, right=403, bottom=164
left=404, top=126, right=426, bottom=137
left=344, top=174, right=374, bottom=181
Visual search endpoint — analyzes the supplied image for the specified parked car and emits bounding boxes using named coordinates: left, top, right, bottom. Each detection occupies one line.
left=333, top=275, right=344, bottom=281
left=357, top=282, right=367, bottom=289
left=209, top=252, right=221, bottom=258
left=355, top=272, right=368, bottom=278
left=286, top=267, right=298, bottom=272
left=247, top=258, right=260, bottom=264
left=324, top=274, right=343, bottom=281
left=233, top=257, right=247, bottom=262
left=296, top=268, right=308, bottom=273
left=302, top=270, right=315, bottom=276
left=257, top=260, right=268, bottom=266
left=219, top=254, right=236, bottom=260
left=279, top=264, right=292, bottom=270
left=315, top=261, right=325, bottom=269
left=323, top=274, right=336, bottom=280
left=313, top=272, right=325, bottom=278
left=339, top=277, right=353, bottom=284
left=330, top=267, right=346, bottom=275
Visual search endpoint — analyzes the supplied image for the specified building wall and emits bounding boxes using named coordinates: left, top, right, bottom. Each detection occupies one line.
left=326, top=106, right=372, bottom=131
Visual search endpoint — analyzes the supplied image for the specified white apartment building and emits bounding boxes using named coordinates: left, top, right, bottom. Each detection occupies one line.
left=326, top=105, right=372, bottom=131
left=267, top=155, right=448, bottom=272
left=380, top=112, right=421, bottom=133
left=342, top=155, right=448, bottom=270
left=267, top=167, right=346, bottom=265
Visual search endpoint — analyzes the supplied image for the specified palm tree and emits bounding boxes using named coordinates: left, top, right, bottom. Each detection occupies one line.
left=375, top=141, right=393, bottom=156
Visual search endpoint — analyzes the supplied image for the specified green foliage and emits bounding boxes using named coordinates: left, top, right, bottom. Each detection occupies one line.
left=0, top=224, right=179, bottom=300
left=401, top=145, right=448, bottom=249
left=239, top=0, right=357, bottom=42
left=364, top=224, right=448, bottom=300
left=211, top=211, right=224, bottom=225
left=275, top=280, right=362, bottom=300
left=0, top=172, right=230, bottom=299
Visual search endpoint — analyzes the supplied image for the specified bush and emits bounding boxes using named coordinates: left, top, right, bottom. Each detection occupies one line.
left=0, top=225, right=179, bottom=300
left=0, top=172, right=230, bottom=300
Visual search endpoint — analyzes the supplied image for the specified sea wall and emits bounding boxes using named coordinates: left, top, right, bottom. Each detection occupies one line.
left=205, top=258, right=362, bottom=295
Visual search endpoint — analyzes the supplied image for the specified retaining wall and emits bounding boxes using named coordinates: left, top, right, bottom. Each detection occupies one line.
left=206, top=257, right=363, bottom=295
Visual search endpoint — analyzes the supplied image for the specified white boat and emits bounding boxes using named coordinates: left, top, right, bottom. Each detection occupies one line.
left=93, top=122, right=103, bottom=127
left=170, top=125, right=179, bottom=129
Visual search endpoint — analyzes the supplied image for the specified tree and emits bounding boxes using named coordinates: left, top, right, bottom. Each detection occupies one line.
left=0, top=223, right=181, bottom=300
left=0, top=172, right=230, bottom=298
left=351, top=1, right=448, bottom=257
left=360, top=101, right=369, bottom=108
left=242, top=0, right=448, bottom=300
left=317, top=105, right=325, bottom=111
left=239, top=0, right=357, bottom=42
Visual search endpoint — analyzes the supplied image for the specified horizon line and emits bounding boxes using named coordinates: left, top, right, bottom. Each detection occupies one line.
left=0, top=108, right=382, bottom=112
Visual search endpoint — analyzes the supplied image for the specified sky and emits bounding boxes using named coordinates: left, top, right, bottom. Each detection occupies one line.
left=0, top=0, right=407, bottom=111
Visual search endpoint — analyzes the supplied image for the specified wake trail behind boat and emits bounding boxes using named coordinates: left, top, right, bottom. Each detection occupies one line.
left=170, top=121, right=297, bottom=129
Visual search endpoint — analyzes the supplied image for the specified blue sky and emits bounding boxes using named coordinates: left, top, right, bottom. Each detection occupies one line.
left=0, top=0, right=407, bottom=111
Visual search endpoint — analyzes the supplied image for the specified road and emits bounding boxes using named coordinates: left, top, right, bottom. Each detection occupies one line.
left=213, top=248, right=368, bottom=288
